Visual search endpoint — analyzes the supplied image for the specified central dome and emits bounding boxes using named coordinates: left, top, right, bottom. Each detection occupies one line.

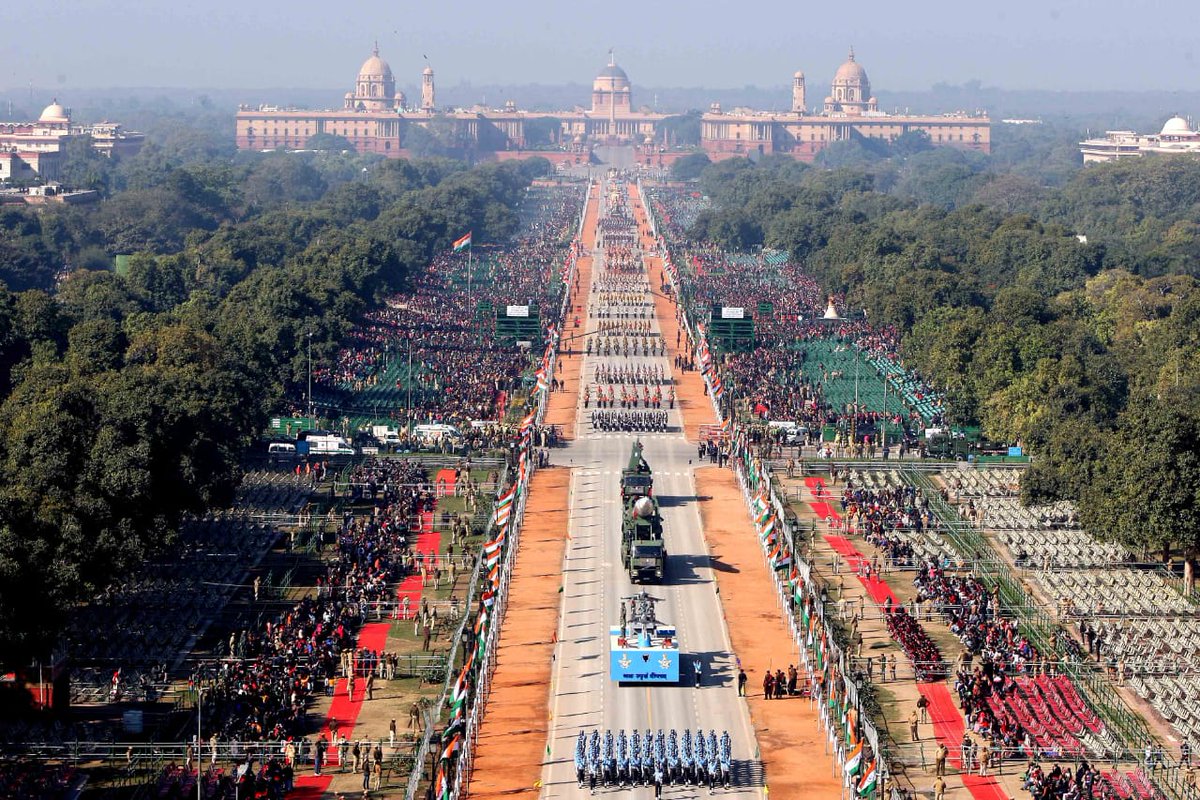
left=359, top=46, right=393, bottom=79
left=834, top=49, right=868, bottom=83
left=39, top=100, right=68, bottom=123
left=1161, top=116, right=1192, bottom=136
left=597, top=63, right=628, bottom=81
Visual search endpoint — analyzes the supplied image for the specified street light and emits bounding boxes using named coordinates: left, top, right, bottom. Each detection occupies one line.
left=196, top=686, right=205, bottom=800
left=306, top=332, right=314, bottom=422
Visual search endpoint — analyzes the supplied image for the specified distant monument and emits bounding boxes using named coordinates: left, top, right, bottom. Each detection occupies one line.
left=822, top=297, right=840, bottom=320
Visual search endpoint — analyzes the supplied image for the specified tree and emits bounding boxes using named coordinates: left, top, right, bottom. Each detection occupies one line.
left=1081, top=391, right=1200, bottom=589
left=670, top=152, right=711, bottom=181
left=304, top=132, right=356, bottom=153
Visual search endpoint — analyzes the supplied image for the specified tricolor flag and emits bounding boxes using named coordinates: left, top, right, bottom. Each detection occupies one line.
left=518, top=410, right=536, bottom=435
left=844, top=739, right=863, bottom=776
left=720, top=417, right=731, bottom=433
left=493, top=485, right=516, bottom=527
left=535, top=367, right=550, bottom=394
left=435, top=764, right=450, bottom=800
left=441, top=733, right=461, bottom=762
left=453, top=232, right=472, bottom=252
left=771, top=547, right=791, bottom=571
left=760, top=515, right=777, bottom=541
left=481, top=588, right=496, bottom=608
left=857, top=760, right=878, bottom=796
left=442, top=712, right=465, bottom=743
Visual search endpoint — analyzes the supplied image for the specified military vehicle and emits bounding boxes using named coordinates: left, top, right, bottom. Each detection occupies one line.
left=620, top=441, right=665, bottom=583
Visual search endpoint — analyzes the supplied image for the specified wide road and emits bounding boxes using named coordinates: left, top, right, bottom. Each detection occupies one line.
left=540, top=178, right=763, bottom=798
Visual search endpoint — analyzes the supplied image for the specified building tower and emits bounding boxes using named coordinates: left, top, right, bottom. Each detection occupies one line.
left=346, top=42, right=400, bottom=111
left=823, top=47, right=878, bottom=115
left=592, top=51, right=632, bottom=122
left=792, top=71, right=807, bottom=114
left=422, top=66, right=435, bottom=112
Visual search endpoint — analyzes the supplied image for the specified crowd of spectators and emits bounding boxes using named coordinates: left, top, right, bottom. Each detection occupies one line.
left=648, top=185, right=946, bottom=439
left=196, top=458, right=436, bottom=743
left=313, top=185, right=585, bottom=427
left=840, top=482, right=934, bottom=567
left=914, top=561, right=1038, bottom=673
left=884, top=608, right=942, bottom=681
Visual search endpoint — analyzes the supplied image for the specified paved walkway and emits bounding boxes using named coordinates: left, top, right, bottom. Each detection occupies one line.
left=630, top=183, right=715, bottom=443
left=693, top=467, right=842, bottom=799
left=543, top=189, right=598, bottom=440
left=466, top=466, right=572, bottom=798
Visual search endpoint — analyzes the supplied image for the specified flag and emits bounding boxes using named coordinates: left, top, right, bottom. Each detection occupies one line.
left=857, top=760, right=877, bottom=796
left=442, top=713, right=465, bottom=743
left=493, top=485, right=516, bottom=527
left=453, top=232, right=472, bottom=252
left=845, top=739, right=863, bottom=776
left=481, top=588, right=496, bottom=608
left=535, top=367, right=549, bottom=394
left=441, top=733, right=461, bottom=761
left=772, top=548, right=791, bottom=570
left=435, top=764, right=450, bottom=800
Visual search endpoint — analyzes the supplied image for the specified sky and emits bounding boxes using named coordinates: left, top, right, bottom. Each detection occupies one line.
left=8, top=0, right=1198, bottom=95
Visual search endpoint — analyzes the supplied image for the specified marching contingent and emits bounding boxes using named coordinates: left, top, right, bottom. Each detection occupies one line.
left=575, top=729, right=733, bottom=793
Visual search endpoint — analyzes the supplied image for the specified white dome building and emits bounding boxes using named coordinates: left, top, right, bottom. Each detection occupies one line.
left=345, top=44, right=400, bottom=111
left=823, top=49, right=878, bottom=115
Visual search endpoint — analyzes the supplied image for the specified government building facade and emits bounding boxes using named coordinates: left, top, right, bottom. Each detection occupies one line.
left=235, top=47, right=989, bottom=162
left=1079, top=116, right=1200, bottom=163
left=700, top=50, right=990, bottom=161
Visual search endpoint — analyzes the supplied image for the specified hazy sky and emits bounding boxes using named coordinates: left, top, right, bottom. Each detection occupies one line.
left=9, top=0, right=1198, bottom=95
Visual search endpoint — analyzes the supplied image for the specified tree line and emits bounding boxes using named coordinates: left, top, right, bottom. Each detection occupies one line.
left=680, top=152, right=1200, bottom=587
left=0, top=131, right=552, bottom=665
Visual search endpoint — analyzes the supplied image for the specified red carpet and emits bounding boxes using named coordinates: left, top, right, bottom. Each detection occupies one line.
left=825, top=535, right=898, bottom=605
left=918, top=682, right=1011, bottom=800
left=291, top=621, right=391, bottom=797
left=806, top=476, right=1007, bottom=800
left=805, top=476, right=843, bottom=523
left=395, top=511, right=441, bottom=615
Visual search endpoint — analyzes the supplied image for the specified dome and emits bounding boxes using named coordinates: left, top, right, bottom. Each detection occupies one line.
left=794, top=71, right=805, bottom=79
left=597, top=63, right=628, bottom=81
left=1161, top=116, right=1192, bottom=136
left=423, top=66, right=434, bottom=76
left=358, top=46, right=393, bottom=79
left=39, top=100, right=68, bottom=122
left=833, top=48, right=868, bottom=83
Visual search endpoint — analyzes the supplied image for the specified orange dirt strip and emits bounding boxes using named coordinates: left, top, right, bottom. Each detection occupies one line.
left=542, top=188, right=598, bottom=440
left=467, top=466, right=571, bottom=799
left=694, top=466, right=842, bottom=800
left=629, top=183, right=716, bottom=443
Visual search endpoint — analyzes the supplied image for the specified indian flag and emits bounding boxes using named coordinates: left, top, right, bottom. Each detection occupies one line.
left=453, top=232, right=472, bottom=252
left=845, top=739, right=863, bottom=776
left=493, top=485, right=516, bottom=527
left=857, top=760, right=878, bottom=796
left=759, top=515, right=777, bottom=541
left=441, top=733, right=461, bottom=761
left=772, top=548, right=791, bottom=570
left=435, top=764, right=450, bottom=800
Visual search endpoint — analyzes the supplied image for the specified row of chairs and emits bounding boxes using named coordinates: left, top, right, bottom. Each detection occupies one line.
left=1040, top=570, right=1194, bottom=617
left=843, top=469, right=958, bottom=564
left=943, top=467, right=1023, bottom=497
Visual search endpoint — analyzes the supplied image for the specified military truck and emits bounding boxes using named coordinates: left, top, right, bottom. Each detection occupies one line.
left=620, top=442, right=665, bottom=583
left=621, top=440, right=654, bottom=501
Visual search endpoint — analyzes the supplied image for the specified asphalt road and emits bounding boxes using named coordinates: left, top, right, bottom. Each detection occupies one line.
left=539, top=179, right=763, bottom=798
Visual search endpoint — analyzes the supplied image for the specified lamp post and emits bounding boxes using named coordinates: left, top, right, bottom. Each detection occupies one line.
left=306, top=332, right=314, bottom=422
left=196, top=686, right=205, bottom=800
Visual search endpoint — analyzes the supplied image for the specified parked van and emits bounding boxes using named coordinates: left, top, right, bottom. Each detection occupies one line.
left=413, top=423, right=461, bottom=443
left=267, top=441, right=297, bottom=457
